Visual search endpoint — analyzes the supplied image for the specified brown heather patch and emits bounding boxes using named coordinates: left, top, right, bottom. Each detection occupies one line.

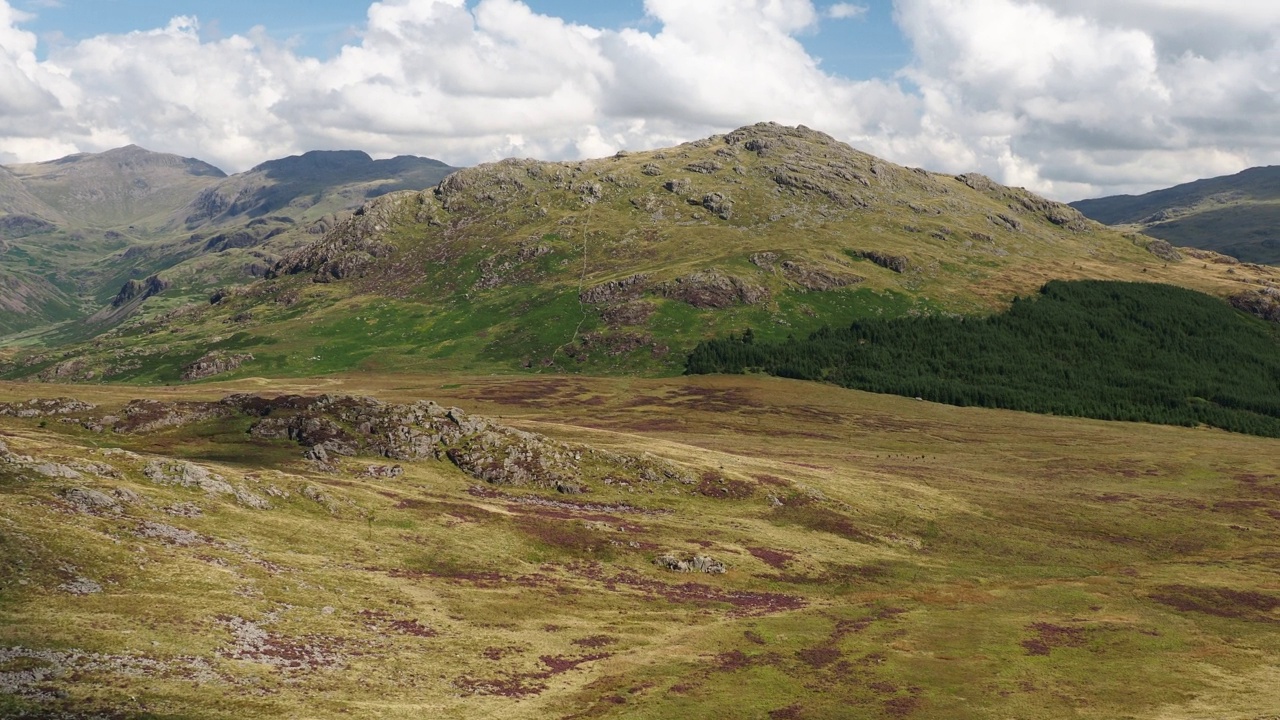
left=1021, top=622, right=1088, bottom=656
left=715, top=649, right=752, bottom=671
left=356, top=610, right=438, bottom=638
left=795, top=645, right=841, bottom=669
left=1212, top=500, right=1269, bottom=512
left=395, top=497, right=501, bottom=522
left=753, top=473, right=792, bottom=487
left=516, top=517, right=614, bottom=557
left=483, top=645, right=524, bottom=661
left=772, top=505, right=873, bottom=542
left=1149, top=585, right=1280, bottom=622
left=785, top=462, right=832, bottom=470
left=466, top=485, right=664, bottom=516
left=568, top=563, right=806, bottom=617
left=456, top=652, right=613, bottom=698
left=613, top=417, right=687, bottom=433
left=1237, top=473, right=1280, bottom=499
left=748, top=546, right=794, bottom=569
left=572, top=635, right=619, bottom=649
left=654, top=387, right=763, bottom=415
left=769, top=705, right=805, bottom=720
left=541, top=653, right=613, bottom=674
left=696, top=470, right=755, bottom=500
left=884, top=695, right=922, bottom=718
left=453, top=379, right=587, bottom=408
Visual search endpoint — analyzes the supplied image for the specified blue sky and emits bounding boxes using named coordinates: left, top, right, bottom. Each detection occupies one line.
left=18, top=0, right=913, bottom=81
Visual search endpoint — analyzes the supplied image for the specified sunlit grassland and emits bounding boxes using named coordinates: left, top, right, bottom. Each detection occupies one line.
left=0, top=373, right=1276, bottom=719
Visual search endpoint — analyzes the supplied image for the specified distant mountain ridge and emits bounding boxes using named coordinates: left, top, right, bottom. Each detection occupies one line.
left=7, top=145, right=227, bottom=229
left=0, top=145, right=460, bottom=337
left=1071, top=166, right=1280, bottom=265
left=183, top=150, right=454, bottom=226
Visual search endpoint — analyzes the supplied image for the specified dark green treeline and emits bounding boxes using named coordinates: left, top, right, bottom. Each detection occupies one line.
left=686, top=281, right=1280, bottom=437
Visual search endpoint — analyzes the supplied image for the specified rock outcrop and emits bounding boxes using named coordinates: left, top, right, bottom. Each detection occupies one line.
left=111, top=275, right=170, bottom=308
left=660, top=270, right=768, bottom=308
left=1229, top=287, right=1280, bottom=323
left=181, top=352, right=254, bottom=381
left=657, top=554, right=727, bottom=574
left=850, top=250, right=911, bottom=274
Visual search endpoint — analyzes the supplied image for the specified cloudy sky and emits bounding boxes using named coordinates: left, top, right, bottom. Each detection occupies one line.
left=1, top=0, right=1276, bottom=200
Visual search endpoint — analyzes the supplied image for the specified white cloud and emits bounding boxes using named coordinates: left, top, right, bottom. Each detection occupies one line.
left=889, top=0, right=1280, bottom=198
left=0, top=0, right=1277, bottom=199
left=827, top=3, right=868, bottom=20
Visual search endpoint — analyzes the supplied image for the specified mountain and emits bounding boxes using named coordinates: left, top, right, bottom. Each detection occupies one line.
left=6, top=122, right=1275, bottom=384
left=6, top=145, right=227, bottom=230
left=0, top=164, right=61, bottom=223
left=0, top=147, right=459, bottom=338
left=183, top=150, right=455, bottom=227
left=1070, top=166, right=1280, bottom=264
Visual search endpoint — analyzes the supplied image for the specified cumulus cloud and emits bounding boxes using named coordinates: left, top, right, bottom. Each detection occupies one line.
left=892, top=0, right=1280, bottom=197
left=0, top=0, right=1277, bottom=199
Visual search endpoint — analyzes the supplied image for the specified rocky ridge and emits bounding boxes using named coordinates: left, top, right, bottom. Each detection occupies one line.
left=2, top=394, right=696, bottom=494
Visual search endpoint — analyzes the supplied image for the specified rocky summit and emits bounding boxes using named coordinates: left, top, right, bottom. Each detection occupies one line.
left=5, top=123, right=1275, bottom=383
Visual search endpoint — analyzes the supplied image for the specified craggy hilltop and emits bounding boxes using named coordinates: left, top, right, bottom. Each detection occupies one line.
left=4, top=123, right=1276, bottom=383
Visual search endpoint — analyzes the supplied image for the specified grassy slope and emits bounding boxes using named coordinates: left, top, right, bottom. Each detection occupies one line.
left=0, top=374, right=1277, bottom=719
left=10, top=124, right=1277, bottom=383
left=1071, top=166, right=1280, bottom=264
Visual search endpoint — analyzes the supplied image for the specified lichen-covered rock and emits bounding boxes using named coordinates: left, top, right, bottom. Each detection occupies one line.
left=657, top=554, right=726, bottom=574
left=1229, top=287, right=1280, bottom=323
left=268, top=193, right=429, bottom=282
left=685, top=160, right=722, bottom=175
left=1143, top=239, right=1183, bottom=262
left=60, top=393, right=694, bottom=494
left=59, top=577, right=103, bottom=595
left=749, top=252, right=780, bottom=271
left=137, top=521, right=202, bottom=546
left=777, top=261, right=863, bottom=291
left=181, top=352, right=253, bottom=381
left=580, top=274, right=650, bottom=304
left=111, top=275, right=170, bottom=308
left=1014, top=195, right=1092, bottom=232
left=32, top=463, right=82, bottom=480
left=698, top=192, right=733, bottom=220
left=0, top=398, right=96, bottom=418
left=60, top=487, right=120, bottom=513
left=113, top=399, right=232, bottom=434
left=144, top=459, right=236, bottom=496
left=660, top=270, right=768, bottom=308
left=601, top=301, right=657, bottom=327
left=851, top=250, right=910, bottom=273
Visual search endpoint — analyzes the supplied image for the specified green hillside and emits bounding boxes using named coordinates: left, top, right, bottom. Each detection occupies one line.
left=1071, top=166, right=1280, bottom=264
left=6, top=123, right=1275, bottom=385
